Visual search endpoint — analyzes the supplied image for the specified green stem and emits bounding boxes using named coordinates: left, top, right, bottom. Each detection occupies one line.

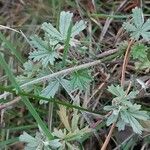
left=0, top=85, right=103, bottom=116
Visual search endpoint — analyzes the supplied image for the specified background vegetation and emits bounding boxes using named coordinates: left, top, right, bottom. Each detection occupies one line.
left=0, top=0, right=150, bottom=149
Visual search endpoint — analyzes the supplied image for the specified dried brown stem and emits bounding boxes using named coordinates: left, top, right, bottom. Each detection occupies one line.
left=126, top=81, right=132, bottom=95
left=0, top=96, right=21, bottom=110
left=101, top=123, right=116, bottom=150
left=96, top=49, right=118, bottom=59
left=121, top=39, right=134, bottom=87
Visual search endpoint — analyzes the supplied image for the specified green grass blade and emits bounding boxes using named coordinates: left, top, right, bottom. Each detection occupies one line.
left=0, top=32, right=25, bottom=64
left=0, top=54, right=54, bottom=140
left=0, top=85, right=103, bottom=116
left=3, top=124, right=37, bottom=131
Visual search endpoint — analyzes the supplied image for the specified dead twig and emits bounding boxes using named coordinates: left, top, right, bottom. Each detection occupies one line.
left=96, top=49, right=118, bottom=59
left=101, top=123, right=116, bottom=150
left=0, top=96, right=21, bottom=110
left=121, top=39, right=134, bottom=87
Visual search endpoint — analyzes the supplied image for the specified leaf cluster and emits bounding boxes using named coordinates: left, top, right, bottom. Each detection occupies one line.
left=104, top=85, right=149, bottom=134
left=29, top=11, right=87, bottom=67
left=17, top=11, right=92, bottom=103
left=19, top=106, right=91, bottom=150
left=123, top=7, right=150, bottom=40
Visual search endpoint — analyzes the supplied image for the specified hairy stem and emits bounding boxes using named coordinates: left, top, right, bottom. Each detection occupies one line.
left=0, top=59, right=102, bottom=99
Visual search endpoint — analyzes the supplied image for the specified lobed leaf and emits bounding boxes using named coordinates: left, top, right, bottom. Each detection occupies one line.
left=19, top=132, right=42, bottom=150
left=123, top=7, right=150, bottom=40
left=42, top=22, right=63, bottom=42
left=59, top=11, right=73, bottom=39
left=70, top=69, right=92, bottom=90
left=116, top=119, right=126, bottom=131
left=29, top=35, right=59, bottom=67
left=106, top=113, right=118, bottom=126
left=40, top=80, right=60, bottom=104
left=107, top=85, right=125, bottom=97
left=132, top=7, right=144, bottom=28
left=120, top=111, right=143, bottom=134
left=71, top=20, right=87, bottom=38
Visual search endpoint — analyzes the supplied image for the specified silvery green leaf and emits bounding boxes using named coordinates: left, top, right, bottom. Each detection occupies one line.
left=44, top=33, right=59, bottom=46
left=31, top=11, right=87, bottom=53
left=19, top=132, right=42, bottom=150
left=130, top=103, right=141, bottom=110
left=121, top=99, right=133, bottom=107
left=25, top=61, right=41, bottom=77
left=141, top=31, right=150, bottom=41
left=116, top=119, right=126, bottom=131
left=16, top=75, right=33, bottom=92
left=23, top=60, right=34, bottom=76
left=19, top=132, right=37, bottom=145
left=142, top=19, right=150, bottom=31
left=126, top=91, right=138, bottom=99
left=59, top=78, right=73, bottom=92
left=25, top=146, right=38, bottom=150
left=36, top=144, right=44, bottom=150
left=41, top=80, right=59, bottom=98
left=106, top=113, right=118, bottom=126
left=104, top=105, right=117, bottom=111
left=123, top=22, right=136, bottom=32
left=129, top=110, right=149, bottom=120
left=29, top=35, right=48, bottom=51
left=132, top=7, right=144, bottom=28
left=44, top=139, right=62, bottom=149
left=113, top=109, right=120, bottom=115
left=29, top=35, right=59, bottom=67
left=123, top=7, right=150, bottom=40
left=40, top=77, right=73, bottom=104
left=71, top=20, right=87, bottom=38
left=129, top=115, right=143, bottom=134
left=120, top=111, right=130, bottom=124
left=59, top=11, right=73, bottom=39
left=120, top=111, right=143, bottom=134
left=44, top=147, right=52, bottom=150
left=30, top=50, right=58, bottom=67
left=42, top=22, right=63, bottom=42
left=107, top=85, right=125, bottom=97
left=58, top=141, right=65, bottom=150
